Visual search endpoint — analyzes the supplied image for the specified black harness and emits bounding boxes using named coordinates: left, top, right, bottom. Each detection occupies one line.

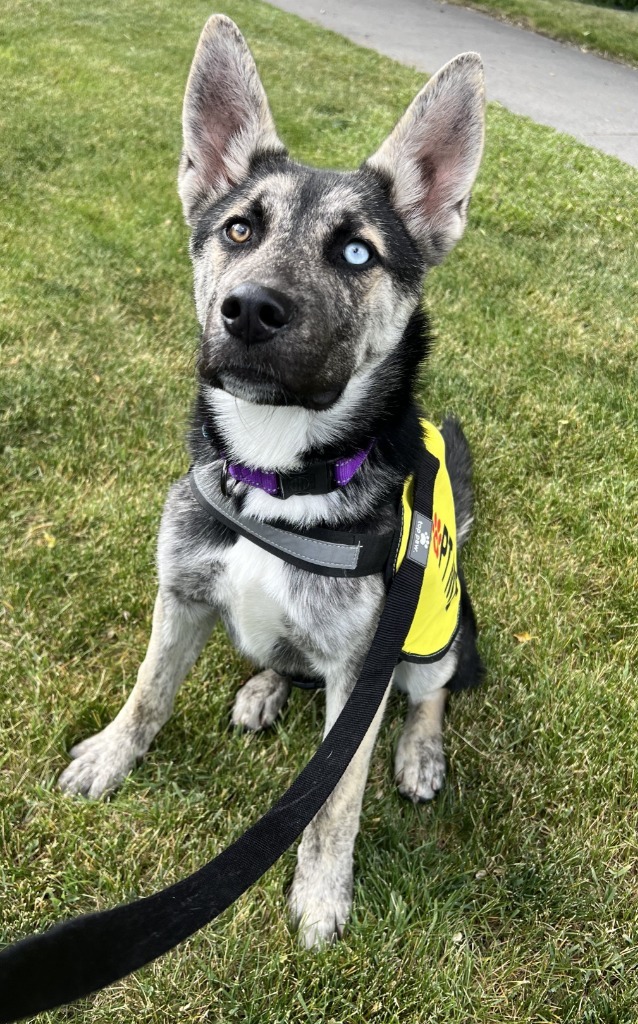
left=0, top=448, right=438, bottom=1023
left=189, top=463, right=398, bottom=578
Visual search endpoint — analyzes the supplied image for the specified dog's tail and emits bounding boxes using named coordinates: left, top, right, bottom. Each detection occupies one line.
left=441, top=417, right=475, bottom=549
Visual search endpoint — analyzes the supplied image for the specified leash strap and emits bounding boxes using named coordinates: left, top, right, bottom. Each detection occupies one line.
left=0, top=449, right=439, bottom=1024
left=189, top=465, right=396, bottom=578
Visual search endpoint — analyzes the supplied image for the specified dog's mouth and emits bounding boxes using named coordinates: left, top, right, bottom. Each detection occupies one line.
left=204, top=365, right=343, bottom=412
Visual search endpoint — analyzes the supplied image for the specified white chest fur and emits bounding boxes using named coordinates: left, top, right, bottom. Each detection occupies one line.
left=212, top=530, right=386, bottom=683
left=216, top=538, right=289, bottom=664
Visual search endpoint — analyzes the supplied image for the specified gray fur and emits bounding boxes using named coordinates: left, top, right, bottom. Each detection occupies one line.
left=58, top=15, right=486, bottom=948
left=231, top=669, right=291, bottom=731
left=393, top=681, right=448, bottom=802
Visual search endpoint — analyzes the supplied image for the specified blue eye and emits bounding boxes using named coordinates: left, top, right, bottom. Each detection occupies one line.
left=343, top=240, right=371, bottom=266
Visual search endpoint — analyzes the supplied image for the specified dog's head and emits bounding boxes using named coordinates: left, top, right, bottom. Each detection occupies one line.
left=179, top=15, right=485, bottom=414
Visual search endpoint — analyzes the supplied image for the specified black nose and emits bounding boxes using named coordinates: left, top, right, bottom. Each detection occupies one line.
left=220, top=282, right=295, bottom=346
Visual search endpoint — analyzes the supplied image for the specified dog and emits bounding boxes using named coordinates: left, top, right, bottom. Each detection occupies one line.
left=58, top=14, right=486, bottom=948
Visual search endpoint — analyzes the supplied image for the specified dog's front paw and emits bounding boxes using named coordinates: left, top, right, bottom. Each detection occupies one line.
left=58, top=726, right=139, bottom=799
left=231, top=669, right=291, bottom=731
left=288, top=866, right=352, bottom=949
left=394, top=734, right=446, bottom=803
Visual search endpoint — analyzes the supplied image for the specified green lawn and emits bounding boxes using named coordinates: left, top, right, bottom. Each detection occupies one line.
left=446, top=0, right=638, bottom=67
left=2, top=1, right=638, bottom=1022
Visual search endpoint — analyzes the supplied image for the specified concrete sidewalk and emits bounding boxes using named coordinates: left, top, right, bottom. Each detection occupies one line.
left=267, top=0, right=638, bottom=168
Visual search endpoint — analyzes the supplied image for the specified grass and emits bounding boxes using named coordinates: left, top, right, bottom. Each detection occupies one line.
left=1, top=0, right=638, bottom=1021
left=445, top=0, right=638, bottom=66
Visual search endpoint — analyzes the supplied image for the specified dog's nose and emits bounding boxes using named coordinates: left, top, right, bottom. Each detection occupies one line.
left=221, top=283, right=295, bottom=345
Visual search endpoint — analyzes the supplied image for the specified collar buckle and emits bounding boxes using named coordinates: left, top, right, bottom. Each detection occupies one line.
left=279, top=461, right=333, bottom=499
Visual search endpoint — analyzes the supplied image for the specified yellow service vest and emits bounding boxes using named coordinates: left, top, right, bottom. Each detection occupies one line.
left=394, top=420, right=461, bottom=662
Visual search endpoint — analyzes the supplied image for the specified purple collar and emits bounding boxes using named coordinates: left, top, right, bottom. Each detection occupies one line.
left=220, top=440, right=375, bottom=499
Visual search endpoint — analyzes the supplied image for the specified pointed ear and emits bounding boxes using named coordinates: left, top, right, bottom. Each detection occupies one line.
left=365, top=53, right=485, bottom=263
left=178, top=15, right=286, bottom=225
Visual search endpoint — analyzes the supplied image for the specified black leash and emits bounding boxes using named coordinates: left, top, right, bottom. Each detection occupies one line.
left=0, top=449, right=438, bottom=1023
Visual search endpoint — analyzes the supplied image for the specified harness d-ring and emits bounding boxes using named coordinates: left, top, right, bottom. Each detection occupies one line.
left=219, top=458, right=233, bottom=498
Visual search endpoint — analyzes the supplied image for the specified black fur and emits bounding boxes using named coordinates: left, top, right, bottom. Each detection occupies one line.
left=441, top=416, right=475, bottom=538
left=445, top=567, right=485, bottom=693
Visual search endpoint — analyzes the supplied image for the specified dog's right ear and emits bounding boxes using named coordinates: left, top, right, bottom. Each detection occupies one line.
left=178, top=15, right=286, bottom=225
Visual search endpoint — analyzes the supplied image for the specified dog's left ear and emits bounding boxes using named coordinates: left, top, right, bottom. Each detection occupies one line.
left=178, top=15, right=286, bottom=225
left=365, top=53, right=485, bottom=263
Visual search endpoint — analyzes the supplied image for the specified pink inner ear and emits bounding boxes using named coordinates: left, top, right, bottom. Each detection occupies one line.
left=188, top=48, right=253, bottom=190
left=419, top=127, right=470, bottom=221
left=198, top=110, right=244, bottom=188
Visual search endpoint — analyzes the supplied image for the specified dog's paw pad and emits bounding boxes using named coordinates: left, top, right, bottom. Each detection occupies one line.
left=395, top=737, right=446, bottom=803
left=231, top=670, right=291, bottom=731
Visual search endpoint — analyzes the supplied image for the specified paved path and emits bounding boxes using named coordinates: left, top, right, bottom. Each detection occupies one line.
left=267, top=0, right=638, bottom=168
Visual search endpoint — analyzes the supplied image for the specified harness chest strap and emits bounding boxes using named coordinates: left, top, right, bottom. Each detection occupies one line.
left=0, top=448, right=439, bottom=1024
left=189, top=419, right=461, bottom=664
left=189, top=464, right=396, bottom=577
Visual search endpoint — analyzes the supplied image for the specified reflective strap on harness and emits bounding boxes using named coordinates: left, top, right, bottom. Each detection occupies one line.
left=0, top=448, right=439, bottom=1024
left=189, top=465, right=397, bottom=578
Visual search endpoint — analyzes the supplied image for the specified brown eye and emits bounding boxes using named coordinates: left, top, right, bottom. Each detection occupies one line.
left=226, top=221, right=252, bottom=244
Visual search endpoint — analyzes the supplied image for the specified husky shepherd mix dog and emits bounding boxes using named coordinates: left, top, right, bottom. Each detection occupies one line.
left=59, top=15, right=486, bottom=947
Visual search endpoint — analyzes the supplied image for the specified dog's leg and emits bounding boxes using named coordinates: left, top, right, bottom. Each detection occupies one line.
left=392, top=650, right=458, bottom=803
left=394, top=686, right=448, bottom=803
left=58, top=588, right=217, bottom=798
left=288, top=669, right=392, bottom=948
left=231, top=669, right=291, bottom=731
